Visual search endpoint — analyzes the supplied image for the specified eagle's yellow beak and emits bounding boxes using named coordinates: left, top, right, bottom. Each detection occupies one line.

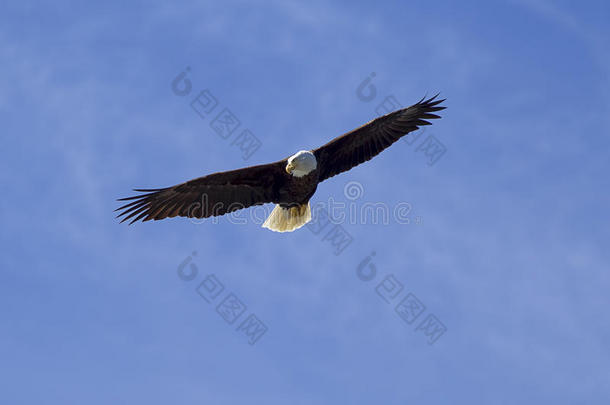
left=286, top=162, right=295, bottom=174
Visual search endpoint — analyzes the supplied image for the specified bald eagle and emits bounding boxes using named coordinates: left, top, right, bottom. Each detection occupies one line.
left=116, top=95, right=445, bottom=232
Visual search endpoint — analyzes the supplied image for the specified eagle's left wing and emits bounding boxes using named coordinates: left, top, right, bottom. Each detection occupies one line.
left=313, top=95, right=445, bottom=182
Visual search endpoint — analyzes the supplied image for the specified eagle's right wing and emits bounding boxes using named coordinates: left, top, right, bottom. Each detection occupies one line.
left=116, top=160, right=287, bottom=224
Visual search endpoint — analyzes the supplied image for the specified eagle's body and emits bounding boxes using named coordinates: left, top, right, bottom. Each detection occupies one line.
left=275, top=151, right=319, bottom=207
left=116, top=95, right=446, bottom=232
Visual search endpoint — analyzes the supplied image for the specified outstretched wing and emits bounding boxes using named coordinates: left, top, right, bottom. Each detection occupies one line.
left=313, top=95, right=445, bottom=182
left=116, top=160, right=287, bottom=224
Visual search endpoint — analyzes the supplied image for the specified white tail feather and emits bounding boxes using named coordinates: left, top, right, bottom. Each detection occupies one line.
left=262, top=203, right=311, bottom=232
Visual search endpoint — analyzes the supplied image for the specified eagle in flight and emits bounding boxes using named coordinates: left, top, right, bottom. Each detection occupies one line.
left=116, top=95, right=445, bottom=232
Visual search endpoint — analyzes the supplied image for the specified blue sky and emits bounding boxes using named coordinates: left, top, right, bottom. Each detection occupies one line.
left=1, top=0, right=609, bottom=403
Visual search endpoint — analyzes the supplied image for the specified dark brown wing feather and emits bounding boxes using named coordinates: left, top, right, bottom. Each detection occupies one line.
left=116, top=160, right=287, bottom=224
left=313, top=94, right=446, bottom=182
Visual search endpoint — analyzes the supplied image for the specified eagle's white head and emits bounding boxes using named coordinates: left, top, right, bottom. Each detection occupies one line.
left=286, top=150, right=317, bottom=177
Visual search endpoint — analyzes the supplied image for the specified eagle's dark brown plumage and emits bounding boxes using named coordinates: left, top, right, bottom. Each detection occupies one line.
left=116, top=95, right=445, bottom=228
